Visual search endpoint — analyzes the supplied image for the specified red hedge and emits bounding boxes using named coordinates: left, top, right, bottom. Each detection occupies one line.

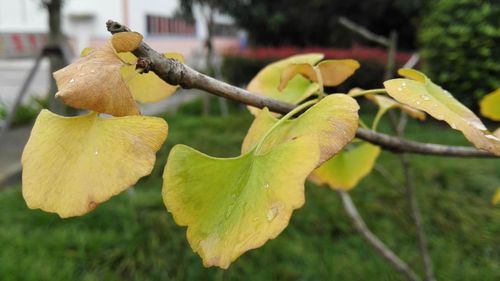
left=223, top=45, right=412, bottom=64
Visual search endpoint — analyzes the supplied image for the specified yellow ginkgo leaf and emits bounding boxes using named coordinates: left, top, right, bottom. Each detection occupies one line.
left=120, top=52, right=185, bottom=103
left=80, top=47, right=94, bottom=57
left=22, top=110, right=168, bottom=218
left=494, top=128, right=500, bottom=138
left=111, top=32, right=143, bottom=52
left=54, top=43, right=140, bottom=117
left=310, top=142, right=381, bottom=191
left=242, top=94, right=359, bottom=165
left=247, top=53, right=323, bottom=115
left=384, top=69, right=500, bottom=156
left=366, top=94, right=426, bottom=121
left=479, top=88, right=500, bottom=121
left=493, top=189, right=500, bottom=205
left=316, top=59, right=360, bottom=86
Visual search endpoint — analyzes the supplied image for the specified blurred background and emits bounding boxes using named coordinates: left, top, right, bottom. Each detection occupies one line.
left=0, top=0, right=499, bottom=280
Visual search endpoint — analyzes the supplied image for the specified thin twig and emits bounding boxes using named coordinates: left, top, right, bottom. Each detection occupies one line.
left=337, top=190, right=421, bottom=281
left=105, top=20, right=498, bottom=159
left=338, top=17, right=389, bottom=46
left=394, top=113, right=436, bottom=281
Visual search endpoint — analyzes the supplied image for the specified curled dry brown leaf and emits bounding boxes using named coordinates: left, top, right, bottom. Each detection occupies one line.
left=54, top=32, right=143, bottom=117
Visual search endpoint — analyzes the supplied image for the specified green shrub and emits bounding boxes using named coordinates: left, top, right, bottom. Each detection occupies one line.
left=0, top=97, right=48, bottom=127
left=419, top=0, right=500, bottom=108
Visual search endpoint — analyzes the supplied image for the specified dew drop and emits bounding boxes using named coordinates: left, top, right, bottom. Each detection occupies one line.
left=469, top=121, right=487, bottom=131
left=267, top=209, right=277, bottom=221
left=437, top=114, right=444, bottom=119
left=266, top=203, right=282, bottom=221
left=433, top=103, right=438, bottom=107
left=416, top=101, right=421, bottom=105
left=264, top=183, right=270, bottom=189
left=450, top=123, right=457, bottom=129
left=90, top=69, right=95, bottom=73
left=401, top=82, right=406, bottom=86
left=94, top=150, right=99, bottom=156
left=485, top=134, right=500, bottom=141
left=397, top=87, right=403, bottom=91
left=69, top=78, right=75, bottom=83
left=421, top=95, right=430, bottom=101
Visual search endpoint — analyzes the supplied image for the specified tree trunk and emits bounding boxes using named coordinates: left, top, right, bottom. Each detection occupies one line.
left=46, top=0, right=66, bottom=114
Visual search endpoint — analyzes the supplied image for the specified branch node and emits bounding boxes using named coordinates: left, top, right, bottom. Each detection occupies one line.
left=136, top=57, right=152, bottom=73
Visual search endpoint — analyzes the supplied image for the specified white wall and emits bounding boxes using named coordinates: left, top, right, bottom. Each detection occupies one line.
left=129, top=0, right=179, bottom=37
left=0, top=0, right=47, bottom=32
left=0, top=0, right=180, bottom=37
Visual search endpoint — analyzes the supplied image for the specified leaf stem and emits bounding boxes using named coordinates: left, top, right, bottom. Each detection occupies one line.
left=349, top=88, right=387, bottom=98
left=255, top=99, right=318, bottom=153
left=371, top=108, right=387, bottom=132
left=313, top=67, right=325, bottom=99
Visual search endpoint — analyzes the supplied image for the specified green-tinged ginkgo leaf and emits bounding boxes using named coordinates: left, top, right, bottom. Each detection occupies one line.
left=120, top=52, right=185, bottom=103
left=111, top=32, right=143, bottom=52
left=366, top=94, right=426, bottom=121
left=22, top=110, right=168, bottom=218
left=310, top=142, right=381, bottom=191
left=493, top=189, right=500, bottom=205
left=316, top=59, right=360, bottom=86
left=247, top=53, right=323, bottom=115
left=163, top=135, right=320, bottom=269
left=479, top=88, right=500, bottom=121
left=384, top=69, right=500, bottom=155
left=54, top=42, right=140, bottom=117
left=242, top=94, right=359, bottom=164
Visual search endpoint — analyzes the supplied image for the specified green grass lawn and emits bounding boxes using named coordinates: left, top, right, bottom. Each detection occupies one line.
left=1, top=100, right=499, bottom=281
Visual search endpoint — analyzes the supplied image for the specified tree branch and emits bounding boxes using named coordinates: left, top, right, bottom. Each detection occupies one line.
left=337, top=190, right=422, bottom=281
left=338, top=16, right=389, bottom=47
left=105, top=20, right=497, bottom=159
left=392, top=112, right=436, bottom=281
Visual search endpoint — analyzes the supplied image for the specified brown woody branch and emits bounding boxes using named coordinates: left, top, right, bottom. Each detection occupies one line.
left=337, top=190, right=422, bottom=281
left=106, top=20, right=497, bottom=159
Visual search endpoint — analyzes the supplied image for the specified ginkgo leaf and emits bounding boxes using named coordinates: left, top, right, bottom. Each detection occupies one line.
left=384, top=69, right=500, bottom=155
left=120, top=52, right=185, bottom=103
left=22, top=110, right=168, bottom=218
left=54, top=42, right=140, bottom=117
left=278, top=63, right=316, bottom=91
left=310, top=142, right=381, bottom=191
left=366, top=94, right=426, bottom=121
left=278, top=60, right=360, bottom=95
left=316, top=59, right=360, bottom=86
left=163, top=135, right=320, bottom=269
left=80, top=47, right=94, bottom=57
left=479, top=88, right=500, bottom=121
left=494, top=128, right=500, bottom=138
left=493, top=189, right=500, bottom=205
left=111, top=32, right=143, bottom=52
left=242, top=94, right=359, bottom=164
left=247, top=54, right=323, bottom=115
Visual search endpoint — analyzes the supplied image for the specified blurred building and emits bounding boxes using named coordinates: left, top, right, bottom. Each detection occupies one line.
left=0, top=0, right=239, bottom=59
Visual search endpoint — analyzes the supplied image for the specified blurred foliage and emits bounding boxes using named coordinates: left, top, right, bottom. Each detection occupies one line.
left=0, top=97, right=48, bottom=127
left=221, top=55, right=385, bottom=91
left=1, top=101, right=499, bottom=280
left=0, top=102, right=6, bottom=120
left=206, top=0, right=423, bottom=49
left=418, top=0, right=500, bottom=108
